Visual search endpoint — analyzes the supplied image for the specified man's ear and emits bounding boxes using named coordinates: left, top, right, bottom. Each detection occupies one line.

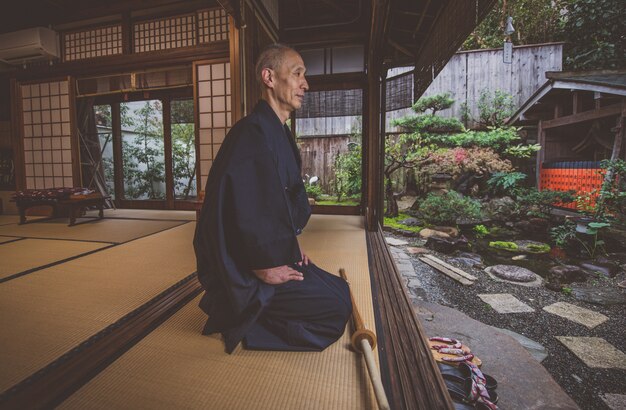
left=261, top=68, right=274, bottom=89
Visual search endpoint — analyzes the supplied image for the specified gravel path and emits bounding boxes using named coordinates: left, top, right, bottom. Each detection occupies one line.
left=386, top=232, right=626, bottom=410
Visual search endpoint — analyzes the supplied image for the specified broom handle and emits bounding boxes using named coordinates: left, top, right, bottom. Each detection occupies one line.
left=339, top=269, right=390, bottom=410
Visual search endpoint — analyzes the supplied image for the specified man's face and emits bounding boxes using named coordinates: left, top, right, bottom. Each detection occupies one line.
left=271, top=50, right=309, bottom=113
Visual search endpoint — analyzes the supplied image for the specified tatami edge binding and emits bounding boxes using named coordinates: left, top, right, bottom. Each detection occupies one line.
left=0, top=273, right=202, bottom=410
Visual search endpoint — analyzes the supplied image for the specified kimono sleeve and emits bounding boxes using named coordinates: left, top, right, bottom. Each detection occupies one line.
left=224, top=152, right=302, bottom=270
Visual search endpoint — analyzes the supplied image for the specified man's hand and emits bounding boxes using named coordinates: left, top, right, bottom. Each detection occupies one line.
left=253, top=265, right=304, bottom=285
left=297, top=252, right=311, bottom=267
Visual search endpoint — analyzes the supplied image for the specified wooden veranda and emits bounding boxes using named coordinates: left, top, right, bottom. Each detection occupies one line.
left=0, top=1, right=498, bottom=409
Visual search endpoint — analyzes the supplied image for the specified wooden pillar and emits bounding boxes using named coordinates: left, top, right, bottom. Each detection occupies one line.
left=365, top=60, right=381, bottom=230
left=112, top=103, right=123, bottom=206
left=9, top=79, right=25, bottom=190
left=537, top=120, right=545, bottom=189
left=229, top=15, right=243, bottom=122
left=572, top=91, right=581, bottom=115
left=163, top=99, right=173, bottom=207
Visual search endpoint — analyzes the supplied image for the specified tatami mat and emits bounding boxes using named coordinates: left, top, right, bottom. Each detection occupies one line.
left=0, top=238, right=111, bottom=281
left=85, top=209, right=196, bottom=221
left=0, top=215, right=43, bottom=226
left=0, top=222, right=197, bottom=392
left=0, top=236, right=20, bottom=244
left=60, top=215, right=378, bottom=410
left=0, top=218, right=186, bottom=243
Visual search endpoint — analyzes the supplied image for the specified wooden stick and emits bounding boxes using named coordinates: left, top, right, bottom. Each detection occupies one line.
left=339, top=268, right=390, bottom=410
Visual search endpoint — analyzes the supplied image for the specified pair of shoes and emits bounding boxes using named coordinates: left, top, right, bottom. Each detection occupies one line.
left=440, top=362, right=499, bottom=409
left=439, top=362, right=498, bottom=390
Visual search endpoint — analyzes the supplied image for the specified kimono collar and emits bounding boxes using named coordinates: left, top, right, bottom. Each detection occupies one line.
left=254, top=100, right=302, bottom=168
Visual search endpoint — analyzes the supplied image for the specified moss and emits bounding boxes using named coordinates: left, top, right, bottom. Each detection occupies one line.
left=489, top=241, right=519, bottom=251
left=525, top=243, right=551, bottom=254
left=315, top=199, right=360, bottom=206
left=384, top=213, right=423, bottom=233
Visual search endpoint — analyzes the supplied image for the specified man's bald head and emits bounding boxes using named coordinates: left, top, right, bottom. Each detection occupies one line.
left=255, top=43, right=297, bottom=86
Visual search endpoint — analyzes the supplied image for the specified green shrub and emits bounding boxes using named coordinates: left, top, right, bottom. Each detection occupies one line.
left=305, top=184, right=323, bottom=200
left=487, top=172, right=527, bottom=196
left=516, top=188, right=576, bottom=218
left=418, top=191, right=482, bottom=225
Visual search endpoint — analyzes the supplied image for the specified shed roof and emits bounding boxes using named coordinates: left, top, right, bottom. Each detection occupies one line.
left=508, top=70, right=626, bottom=125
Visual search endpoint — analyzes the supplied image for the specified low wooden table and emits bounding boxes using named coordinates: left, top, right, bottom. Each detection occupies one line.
left=15, top=194, right=109, bottom=226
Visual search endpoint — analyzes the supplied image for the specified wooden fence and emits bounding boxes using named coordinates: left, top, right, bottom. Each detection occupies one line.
left=298, top=135, right=351, bottom=194
left=387, top=42, right=563, bottom=130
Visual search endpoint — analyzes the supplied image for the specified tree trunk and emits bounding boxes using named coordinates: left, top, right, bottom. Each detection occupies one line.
left=384, top=176, right=399, bottom=217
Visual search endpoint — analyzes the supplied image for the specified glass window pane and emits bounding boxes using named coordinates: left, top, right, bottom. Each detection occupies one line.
left=171, top=99, right=196, bottom=200
left=121, top=100, right=165, bottom=200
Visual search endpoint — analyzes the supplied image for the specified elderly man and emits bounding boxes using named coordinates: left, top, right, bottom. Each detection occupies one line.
left=193, top=44, right=352, bottom=353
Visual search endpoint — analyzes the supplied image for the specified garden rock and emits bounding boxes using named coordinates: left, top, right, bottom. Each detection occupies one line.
left=425, top=235, right=469, bottom=254
left=512, top=255, right=527, bottom=260
left=450, top=252, right=484, bottom=269
left=514, top=218, right=550, bottom=234
left=516, top=240, right=551, bottom=254
left=419, top=228, right=451, bottom=240
left=547, top=265, right=587, bottom=287
left=571, top=286, right=626, bottom=306
left=484, top=196, right=518, bottom=222
left=490, top=265, right=537, bottom=282
left=580, top=258, right=619, bottom=277
left=406, top=246, right=430, bottom=255
left=398, top=217, right=423, bottom=226
left=431, top=226, right=459, bottom=237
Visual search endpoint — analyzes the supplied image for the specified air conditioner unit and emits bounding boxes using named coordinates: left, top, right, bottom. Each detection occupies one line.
left=0, top=27, right=59, bottom=65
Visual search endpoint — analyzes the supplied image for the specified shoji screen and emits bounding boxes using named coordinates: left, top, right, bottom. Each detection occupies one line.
left=21, top=80, right=74, bottom=189
left=196, top=61, right=232, bottom=190
left=63, top=25, right=123, bottom=62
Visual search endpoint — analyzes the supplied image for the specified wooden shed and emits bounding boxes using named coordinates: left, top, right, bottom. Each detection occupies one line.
left=509, top=70, right=626, bottom=208
left=0, top=1, right=498, bottom=409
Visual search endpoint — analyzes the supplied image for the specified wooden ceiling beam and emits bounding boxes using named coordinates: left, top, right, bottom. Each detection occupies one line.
left=412, top=0, right=432, bottom=39
left=388, top=38, right=414, bottom=59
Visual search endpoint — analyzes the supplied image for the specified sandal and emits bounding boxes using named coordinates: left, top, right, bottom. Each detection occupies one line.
left=444, top=378, right=499, bottom=408
left=439, top=363, right=498, bottom=391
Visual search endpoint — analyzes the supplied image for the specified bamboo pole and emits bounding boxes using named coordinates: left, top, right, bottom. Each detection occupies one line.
left=339, top=268, right=390, bottom=410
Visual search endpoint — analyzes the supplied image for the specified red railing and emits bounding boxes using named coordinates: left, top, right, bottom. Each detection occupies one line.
left=539, top=161, right=605, bottom=210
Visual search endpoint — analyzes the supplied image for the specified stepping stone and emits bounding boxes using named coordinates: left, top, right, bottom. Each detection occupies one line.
left=601, top=393, right=626, bottom=410
left=485, top=266, right=543, bottom=287
left=543, top=302, right=608, bottom=329
left=386, top=237, right=408, bottom=246
left=406, top=246, right=430, bottom=255
left=478, top=293, right=534, bottom=313
left=556, top=337, right=626, bottom=369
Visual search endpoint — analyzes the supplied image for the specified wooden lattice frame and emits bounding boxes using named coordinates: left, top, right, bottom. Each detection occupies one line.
left=63, top=25, right=122, bottom=62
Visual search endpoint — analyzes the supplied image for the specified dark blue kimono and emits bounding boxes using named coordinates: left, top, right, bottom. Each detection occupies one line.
left=193, top=100, right=351, bottom=353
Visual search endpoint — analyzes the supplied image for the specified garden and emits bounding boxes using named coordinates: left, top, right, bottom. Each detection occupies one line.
left=380, top=90, right=626, bottom=294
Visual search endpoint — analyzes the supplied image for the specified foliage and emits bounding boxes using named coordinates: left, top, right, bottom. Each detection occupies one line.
left=526, top=243, right=552, bottom=253
left=333, top=141, right=362, bottom=202
left=487, top=171, right=527, bottom=196
left=550, top=219, right=577, bottom=247
left=411, top=93, right=455, bottom=114
left=418, top=191, right=483, bottom=225
left=489, top=241, right=519, bottom=251
left=425, top=126, right=537, bottom=158
left=171, top=100, right=196, bottom=200
left=561, top=0, right=626, bottom=70
left=476, top=90, right=516, bottom=127
left=473, top=224, right=490, bottom=238
left=562, top=287, right=573, bottom=296
left=121, top=101, right=166, bottom=200
left=393, top=116, right=464, bottom=135
left=463, top=0, right=566, bottom=50
left=383, top=212, right=423, bottom=233
left=578, top=221, right=610, bottom=258
left=516, top=188, right=576, bottom=218
left=421, top=147, right=514, bottom=179
left=305, top=183, right=323, bottom=201
left=462, top=0, right=624, bottom=71
left=595, top=159, right=626, bottom=222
